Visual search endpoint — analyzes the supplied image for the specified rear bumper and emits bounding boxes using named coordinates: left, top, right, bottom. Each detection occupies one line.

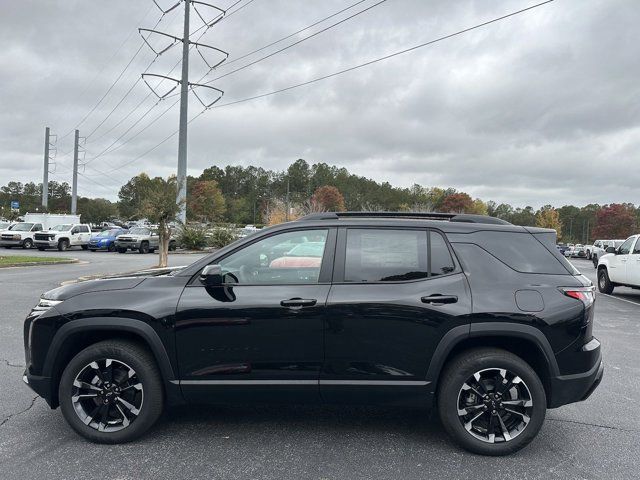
left=548, top=348, right=604, bottom=408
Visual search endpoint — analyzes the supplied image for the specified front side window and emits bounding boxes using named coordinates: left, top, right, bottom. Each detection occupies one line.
left=633, top=238, right=640, bottom=254
left=344, top=229, right=429, bottom=282
left=619, top=237, right=634, bottom=255
left=217, top=229, right=329, bottom=285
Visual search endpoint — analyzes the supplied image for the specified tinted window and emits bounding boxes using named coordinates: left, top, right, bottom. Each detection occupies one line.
left=468, top=231, right=570, bottom=274
left=619, top=237, right=634, bottom=255
left=430, top=231, right=455, bottom=276
left=218, top=229, right=328, bottom=284
left=345, top=229, right=428, bottom=282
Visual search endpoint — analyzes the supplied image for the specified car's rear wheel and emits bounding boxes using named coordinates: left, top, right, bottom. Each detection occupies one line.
left=58, top=239, right=69, bottom=251
left=22, top=238, right=33, bottom=249
left=598, top=268, right=614, bottom=294
left=437, top=348, right=546, bottom=456
left=58, top=340, right=164, bottom=444
left=108, top=243, right=116, bottom=252
left=139, top=242, right=149, bottom=254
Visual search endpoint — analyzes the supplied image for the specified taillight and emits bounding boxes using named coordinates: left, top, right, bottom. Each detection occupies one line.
left=560, top=286, right=595, bottom=307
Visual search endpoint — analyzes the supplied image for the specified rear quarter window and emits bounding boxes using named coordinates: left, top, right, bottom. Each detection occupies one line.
left=457, top=231, right=571, bottom=275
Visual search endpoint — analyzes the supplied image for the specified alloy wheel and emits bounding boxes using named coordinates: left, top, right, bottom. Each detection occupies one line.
left=456, top=368, right=533, bottom=444
left=71, top=358, right=144, bottom=433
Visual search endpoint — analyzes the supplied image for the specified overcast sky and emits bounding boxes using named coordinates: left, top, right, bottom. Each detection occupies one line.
left=1, top=0, right=638, bottom=208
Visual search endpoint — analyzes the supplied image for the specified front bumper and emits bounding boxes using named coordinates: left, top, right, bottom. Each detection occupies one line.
left=548, top=341, right=604, bottom=408
left=0, top=239, right=24, bottom=247
left=115, top=241, right=142, bottom=249
left=34, top=240, right=58, bottom=248
left=23, top=370, right=55, bottom=408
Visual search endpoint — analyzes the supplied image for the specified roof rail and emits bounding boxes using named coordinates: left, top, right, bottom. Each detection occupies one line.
left=297, top=211, right=511, bottom=225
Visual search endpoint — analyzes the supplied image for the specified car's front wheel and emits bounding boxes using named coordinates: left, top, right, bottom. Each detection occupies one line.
left=598, top=268, right=614, bottom=294
left=58, top=340, right=164, bottom=444
left=22, top=238, right=33, bottom=249
left=437, top=348, right=546, bottom=456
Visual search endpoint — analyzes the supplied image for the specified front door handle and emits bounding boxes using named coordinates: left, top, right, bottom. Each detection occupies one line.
left=280, top=298, right=317, bottom=308
left=421, top=294, right=458, bottom=305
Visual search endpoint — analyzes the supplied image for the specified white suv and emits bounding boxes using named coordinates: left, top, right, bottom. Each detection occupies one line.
left=0, top=222, right=43, bottom=249
left=34, top=224, right=92, bottom=251
left=596, top=234, right=640, bottom=293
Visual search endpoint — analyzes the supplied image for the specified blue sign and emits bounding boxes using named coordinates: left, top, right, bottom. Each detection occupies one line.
left=10, top=200, right=19, bottom=210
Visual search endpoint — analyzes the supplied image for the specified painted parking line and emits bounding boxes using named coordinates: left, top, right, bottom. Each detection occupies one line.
left=599, top=293, right=640, bottom=307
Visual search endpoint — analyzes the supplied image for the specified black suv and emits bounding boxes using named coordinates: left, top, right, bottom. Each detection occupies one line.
left=22, top=212, right=603, bottom=455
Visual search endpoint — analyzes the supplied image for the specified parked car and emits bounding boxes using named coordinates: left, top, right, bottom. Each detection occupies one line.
left=22, top=212, right=602, bottom=455
left=34, top=224, right=92, bottom=251
left=596, top=234, right=640, bottom=293
left=0, top=222, right=43, bottom=249
left=114, top=227, right=176, bottom=254
left=591, top=239, right=625, bottom=267
left=556, top=243, right=570, bottom=256
left=88, top=228, right=128, bottom=252
left=565, top=245, right=587, bottom=258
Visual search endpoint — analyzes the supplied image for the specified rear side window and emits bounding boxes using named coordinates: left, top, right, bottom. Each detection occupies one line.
left=468, top=231, right=570, bottom=274
left=343, top=229, right=456, bottom=282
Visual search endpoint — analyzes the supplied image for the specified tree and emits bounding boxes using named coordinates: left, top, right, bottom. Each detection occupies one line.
left=118, top=173, right=154, bottom=220
left=311, top=185, right=346, bottom=211
left=188, top=180, right=226, bottom=223
left=536, top=206, right=563, bottom=237
left=440, top=192, right=473, bottom=213
left=137, top=175, right=183, bottom=268
left=592, top=204, right=637, bottom=239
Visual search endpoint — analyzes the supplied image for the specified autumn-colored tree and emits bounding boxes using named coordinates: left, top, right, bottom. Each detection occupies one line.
left=469, top=199, right=488, bottom=215
left=188, top=179, right=226, bottom=222
left=592, top=203, right=637, bottom=239
left=536, top=206, right=563, bottom=237
left=311, top=185, right=346, bottom=211
left=265, top=199, right=301, bottom=225
left=440, top=192, right=474, bottom=213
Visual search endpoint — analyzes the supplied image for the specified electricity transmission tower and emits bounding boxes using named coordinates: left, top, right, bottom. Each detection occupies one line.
left=140, top=0, right=228, bottom=223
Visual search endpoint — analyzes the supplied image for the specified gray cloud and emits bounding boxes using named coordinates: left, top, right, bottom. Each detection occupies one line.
left=1, top=0, right=639, bottom=208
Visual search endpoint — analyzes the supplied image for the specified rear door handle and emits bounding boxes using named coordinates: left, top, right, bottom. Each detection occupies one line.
left=421, top=295, right=458, bottom=305
left=280, top=298, right=317, bottom=308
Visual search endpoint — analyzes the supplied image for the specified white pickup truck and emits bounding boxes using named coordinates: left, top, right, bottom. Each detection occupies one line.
left=596, top=234, right=640, bottom=293
left=34, top=223, right=92, bottom=251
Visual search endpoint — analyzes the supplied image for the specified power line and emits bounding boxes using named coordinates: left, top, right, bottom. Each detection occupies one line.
left=58, top=14, right=165, bottom=141
left=218, top=0, right=369, bottom=70
left=88, top=0, right=554, bottom=181
left=202, top=0, right=388, bottom=85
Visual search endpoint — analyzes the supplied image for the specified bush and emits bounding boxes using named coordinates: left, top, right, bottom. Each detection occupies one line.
left=176, top=224, right=208, bottom=250
left=208, top=227, right=238, bottom=249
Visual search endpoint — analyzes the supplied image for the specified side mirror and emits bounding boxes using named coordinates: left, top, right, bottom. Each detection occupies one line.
left=200, top=264, right=223, bottom=287
left=605, top=247, right=616, bottom=254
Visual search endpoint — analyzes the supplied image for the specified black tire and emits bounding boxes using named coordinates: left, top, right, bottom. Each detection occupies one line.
left=598, top=268, right=614, bottom=294
left=89, top=249, right=96, bottom=252
left=58, top=340, right=164, bottom=444
left=37, top=247, right=46, bottom=251
left=117, top=247, right=127, bottom=254
left=437, top=348, right=546, bottom=456
left=81, top=245, right=88, bottom=250
left=22, top=238, right=33, bottom=249
left=592, top=256, right=598, bottom=268
left=58, top=239, right=69, bottom=251
left=138, top=241, right=149, bottom=254
left=108, top=243, right=116, bottom=253
left=4, top=246, right=11, bottom=249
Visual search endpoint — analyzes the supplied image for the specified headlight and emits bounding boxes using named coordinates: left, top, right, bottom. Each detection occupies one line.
left=12, top=234, right=21, bottom=240
left=30, top=298, right=63, bottom=317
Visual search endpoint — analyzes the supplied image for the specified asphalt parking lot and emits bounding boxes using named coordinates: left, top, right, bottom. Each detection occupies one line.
left=0, top=253, right=638, bottom=479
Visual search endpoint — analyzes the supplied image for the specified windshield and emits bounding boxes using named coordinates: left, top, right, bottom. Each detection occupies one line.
left=129, top=227, right=149, bottom=235
left=96, top=229, right=120, bottom=237
left=51, top=224, right=73, bottom=231
left=0, top=222, right=10, bottom=230
left=10, top=223, right=34, bottom=231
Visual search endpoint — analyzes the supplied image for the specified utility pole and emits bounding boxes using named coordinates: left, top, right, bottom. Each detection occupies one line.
left=71, top=129, right=79, bottom=215
left=42, top=127, right=50, bottom=209
left=176, top=0, right=190, bottom=224
left=140, top=1, right=228, bottom=224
